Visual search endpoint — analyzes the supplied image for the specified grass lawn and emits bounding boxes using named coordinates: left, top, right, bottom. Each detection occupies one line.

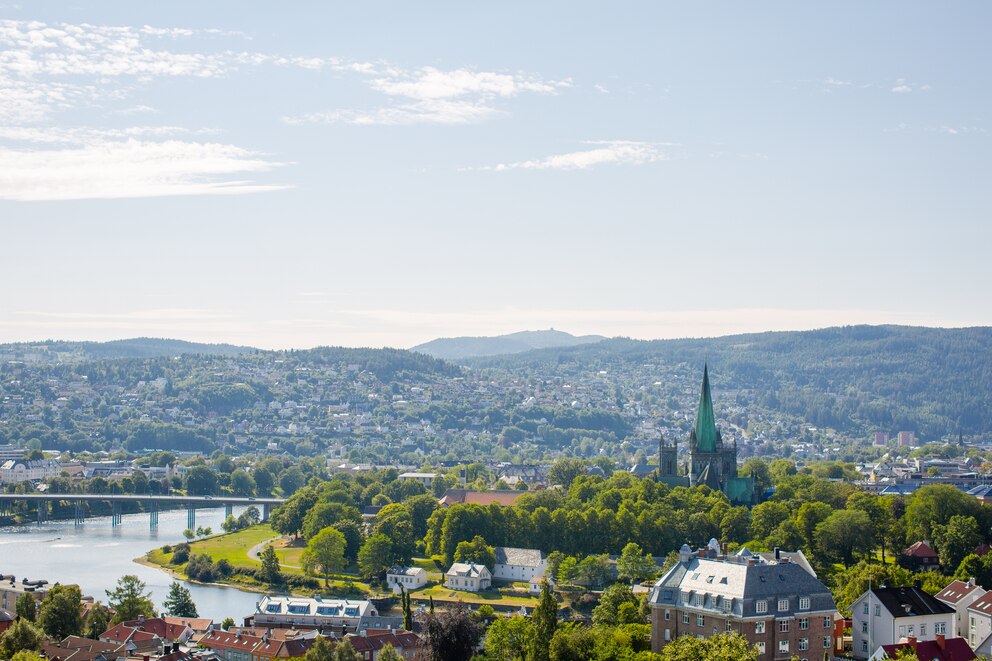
left=411, top=584, right=537, bottom=608
left=187, top=525, right=280, bottom=568
left=411, top=557, right=445, bottom=580
left=146, top=525, right=380, bottom=597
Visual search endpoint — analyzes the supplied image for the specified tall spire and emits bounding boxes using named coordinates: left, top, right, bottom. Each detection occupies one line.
left=693, top=363, right=720, bottom=452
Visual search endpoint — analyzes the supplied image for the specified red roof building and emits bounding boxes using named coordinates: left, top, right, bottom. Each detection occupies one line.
left=346, top=631, right=422, bottom=660
left=903, top=541, right=941, bottom=568
left=438, top=489, right=523, bottom=507
left=878, top=635, right=976, bottom=661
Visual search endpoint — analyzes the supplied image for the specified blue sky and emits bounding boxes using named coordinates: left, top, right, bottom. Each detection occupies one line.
left=1, top=2, right=989, bottom=348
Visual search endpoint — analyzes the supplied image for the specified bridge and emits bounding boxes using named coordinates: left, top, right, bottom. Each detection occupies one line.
left=0, top=493, right=285, bottom=528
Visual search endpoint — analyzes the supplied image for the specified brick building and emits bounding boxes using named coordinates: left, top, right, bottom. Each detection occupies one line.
left=649, top=542, right=838, bottom=660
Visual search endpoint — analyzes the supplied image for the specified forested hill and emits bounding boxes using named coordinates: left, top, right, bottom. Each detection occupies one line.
left=467, top=325, right=992, bottom=439
left=411, top=329, right=606, bottom=359
left=0, top=337, right=253, bottom=361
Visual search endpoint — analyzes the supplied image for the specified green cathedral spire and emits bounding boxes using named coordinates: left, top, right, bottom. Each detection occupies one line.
left=693, top=363, right=720, bottom=452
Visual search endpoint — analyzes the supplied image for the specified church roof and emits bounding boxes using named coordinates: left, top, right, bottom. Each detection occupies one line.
left=693, top=364, right=720, bottom=452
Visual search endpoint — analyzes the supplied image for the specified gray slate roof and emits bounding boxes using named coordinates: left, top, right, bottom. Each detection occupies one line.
left=649, top=555, right=836, bottom=619
left=495, top=547, right=545, bottom=567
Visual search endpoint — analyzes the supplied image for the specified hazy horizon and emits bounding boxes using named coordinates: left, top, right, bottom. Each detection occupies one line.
left=2, top=316, right=989, bottom=352
left=3, top=2, right=989, bottom=349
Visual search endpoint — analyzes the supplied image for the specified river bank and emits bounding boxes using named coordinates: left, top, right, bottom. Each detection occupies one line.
left=0, top=506, right=264, bottom=621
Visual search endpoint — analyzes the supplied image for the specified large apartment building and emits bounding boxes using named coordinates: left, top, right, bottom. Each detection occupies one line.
left=649, top=543, right=838, bottom=660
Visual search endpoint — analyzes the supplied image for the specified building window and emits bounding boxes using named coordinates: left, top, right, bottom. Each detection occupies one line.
left=799, top=638, right=809, bottom=651
left=823, top=636, right=831, bottom=648
left=862, top=622, right=868, bottom=634
left=936, top=622, right=946, bottom=634
left=664, top=609, right=670, bottom=621
left=682, top=612, right=689, bottom=625
left=920, top=624, right=926, bottom=636
left=696, top=615, right=704, bottom=627
left=664, top=629, right=671, bottom=642
left=862, top=640, right=868, bottom=653
left=778, top=599, right=789, bottom=612
left=863, top=603, right=869, bottom=615
left=799, top=617, right=808, bottom=630
left=756, top=600, right=767, bottom=614
left=726, top=621, right=732, bottom=632
left=874, top=604, right=881, bottom=617
left=799, top=597, right=810, bottom=610
left=779, top=640, right=789, bottom=654
left=780, top=620, right=790, bottom=633
left=756, top=642, right=765, bottom=654
left=755, top=621, right=765, bottom=634
left=908, top=624, right=914, bottom=636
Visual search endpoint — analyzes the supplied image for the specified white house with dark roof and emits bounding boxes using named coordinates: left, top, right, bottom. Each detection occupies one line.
left=386, top=566, right=428, bottom=594
left=851, top=584, right=955, bottom=659
left=444, top=562, right=491, bottom=592
left=936, top=578, right=985, bottom=638
left=493, top=547, right=546, bottom=582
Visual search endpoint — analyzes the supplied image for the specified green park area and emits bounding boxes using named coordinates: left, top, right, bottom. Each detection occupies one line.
left=144, top=524, right=542, bottom=610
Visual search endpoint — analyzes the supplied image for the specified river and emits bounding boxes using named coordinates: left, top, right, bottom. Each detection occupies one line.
left=0, top=507, right=264, bottom=623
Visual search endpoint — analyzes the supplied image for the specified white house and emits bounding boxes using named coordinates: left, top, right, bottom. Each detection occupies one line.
left=444, top=563, right=492, bottom=592
left=851, top=585, right=955, bottom=659
left=967, top=590, right=992, bottom=654
left=493, top=547, right=546, bottom=583
left=398, top=472, right=437, bottom=489
left=935, top=578, right=986, bottom=639
left=386, top=567, right=428, bottom=594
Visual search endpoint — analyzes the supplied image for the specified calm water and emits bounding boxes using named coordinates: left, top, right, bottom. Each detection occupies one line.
left=0, top=507, right=265, bottom=622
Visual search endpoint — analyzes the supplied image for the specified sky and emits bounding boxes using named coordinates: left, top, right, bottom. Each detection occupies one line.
left=1, top=1, right=990, bottom=349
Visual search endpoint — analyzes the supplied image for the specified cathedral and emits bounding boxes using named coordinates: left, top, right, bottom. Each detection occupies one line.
left=657, top=365, right=754, bottom=506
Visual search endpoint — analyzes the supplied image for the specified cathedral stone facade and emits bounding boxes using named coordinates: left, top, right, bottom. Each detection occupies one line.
left=658, top=365, right=754, bottom=506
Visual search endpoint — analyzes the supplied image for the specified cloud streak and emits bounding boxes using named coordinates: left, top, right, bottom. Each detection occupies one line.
left=468, top=140, right=668, bottom=172
left=286, top=66, right=569, bottom=126
left=0, top=138, right=288, bottom=201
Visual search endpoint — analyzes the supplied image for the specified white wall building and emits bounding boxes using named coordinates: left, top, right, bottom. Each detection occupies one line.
left=444, top=563, right=491, bottom=592
left=0, top=459, right=62, bottom=484
left=851, top=585, right=955, bottom=659
left=493, top=547, right=546, bottom=583
left=386, top=567, right=428, bottom=594
left=935, top=578, right=985, bottom=639
left=250, top=596, right=400, bottom=633
left=968, top=590, right=992, bottom=654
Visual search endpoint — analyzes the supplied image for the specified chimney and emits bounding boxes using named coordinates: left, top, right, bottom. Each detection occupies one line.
left=936, top=634, right=946, bottom=649
left=143, top=656, right=149, bottom=661
left=774, top=547, right=780, bottom=561
left=907, top=636, right=917, bottom=652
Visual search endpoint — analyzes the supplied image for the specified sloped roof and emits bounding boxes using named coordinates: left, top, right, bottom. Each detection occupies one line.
left=438, top=489, right=523, bottom=507
left=693, top=364, right=720, bottom=453
left=871, top=586, right=955, bottom=618
left=495, top=547, right=545, bottom=567
left=880, top=638, right=976, bottom=661
left=968, top=590, right=992, bottom=616
left=937, top=580, right=983, bottom=605
left=904, top=541, right=939, bottom=558
left=447, top=562, right=491, bottom=578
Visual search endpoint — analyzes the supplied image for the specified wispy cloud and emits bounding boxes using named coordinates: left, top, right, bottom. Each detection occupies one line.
left=786, top=77, right=931, bottom=95
left=0, top=138, right=288, bottom=201
left=285, top=66, right=570, bottom=126
left=466, top=140, right=668, bottom=172
left=890, top=78, right=931, bottom=94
